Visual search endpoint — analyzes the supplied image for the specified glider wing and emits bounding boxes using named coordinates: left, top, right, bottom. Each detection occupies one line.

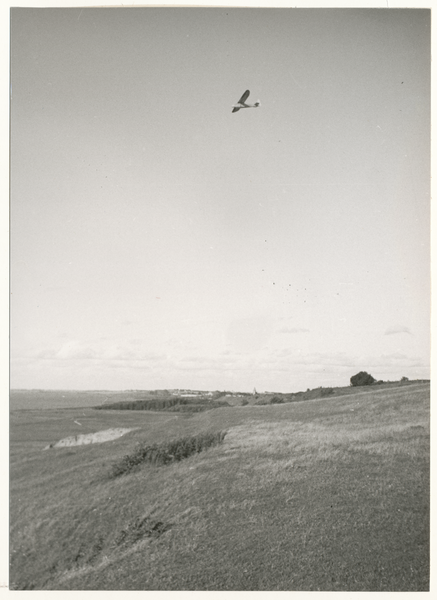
left=237, top=90, right=250, bottom=104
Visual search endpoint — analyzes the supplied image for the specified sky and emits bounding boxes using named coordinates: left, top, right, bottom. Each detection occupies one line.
left=9, top=6, right=430, bottom=393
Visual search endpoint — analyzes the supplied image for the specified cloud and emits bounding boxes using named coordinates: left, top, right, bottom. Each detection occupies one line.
left=19, top=341, right=427, bottom=376
left=175, top=353, right=242, bottom=371
left=271, top=349, right=354, bottom=366
left=11, top=336, right=429, bottom=391
left=17, top=340, right=168, bottom=364
left=380, top=352, right=408, bottom=361
left=277, top=327, right=310, bottom=334
left=366, top=353, right=426, bottom=369
left=56, top=341, right=98, bottom=360
left=384, top=325, right=412, bottom=336
left=179, top=356, right=215, bottom=364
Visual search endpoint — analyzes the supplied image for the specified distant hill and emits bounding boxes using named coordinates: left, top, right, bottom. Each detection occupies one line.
left=10, top=379, right=429, bottom=410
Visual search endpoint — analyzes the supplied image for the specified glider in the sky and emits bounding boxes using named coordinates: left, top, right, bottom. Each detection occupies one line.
left=232, top=90, right=260, bottom=113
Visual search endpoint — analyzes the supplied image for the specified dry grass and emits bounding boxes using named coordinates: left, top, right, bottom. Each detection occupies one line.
left=10, top=383, right=429, bottom=590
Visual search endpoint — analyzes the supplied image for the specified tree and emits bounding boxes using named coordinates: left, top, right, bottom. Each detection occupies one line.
left=350, top=371, right=376, bottom=387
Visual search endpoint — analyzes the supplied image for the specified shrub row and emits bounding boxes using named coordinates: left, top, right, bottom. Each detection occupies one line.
left=111, top=430, right=227, bottom=477
left=95, top=397, right=230, bottom=411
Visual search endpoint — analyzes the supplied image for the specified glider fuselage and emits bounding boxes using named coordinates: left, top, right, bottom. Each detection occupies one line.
left=232, top=102, right=259, bottom=110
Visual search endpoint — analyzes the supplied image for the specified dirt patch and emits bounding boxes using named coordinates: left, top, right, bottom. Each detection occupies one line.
left=45, top=428, right=136, bottom=449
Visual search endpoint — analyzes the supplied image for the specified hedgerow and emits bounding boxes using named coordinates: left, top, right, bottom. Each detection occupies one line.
left=95, top=397, right=230, bottom=411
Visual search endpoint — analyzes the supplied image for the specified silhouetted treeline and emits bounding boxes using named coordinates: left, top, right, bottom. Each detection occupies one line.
left=95, top=397, right=230, bottom=412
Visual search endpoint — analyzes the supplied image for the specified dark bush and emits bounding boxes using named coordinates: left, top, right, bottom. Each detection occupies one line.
left=320, top=387, right=334, bottom=397
left=111, top=431, right=227, bottom=477
left=350, top=371, right=376, bottom=387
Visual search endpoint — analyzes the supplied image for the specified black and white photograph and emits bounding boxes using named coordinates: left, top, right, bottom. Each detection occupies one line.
left=8, top=3, right=430, bottom=591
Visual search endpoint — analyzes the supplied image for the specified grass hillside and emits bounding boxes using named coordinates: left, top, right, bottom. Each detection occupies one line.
left=10, top=382, right=429, bottom=590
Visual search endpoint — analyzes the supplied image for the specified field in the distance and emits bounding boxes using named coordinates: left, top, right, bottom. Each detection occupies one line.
left=10, top=382, right=429, bottom=590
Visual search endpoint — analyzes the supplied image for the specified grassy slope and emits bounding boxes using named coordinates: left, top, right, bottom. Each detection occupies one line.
left=10, top=383, right=429, bottom=591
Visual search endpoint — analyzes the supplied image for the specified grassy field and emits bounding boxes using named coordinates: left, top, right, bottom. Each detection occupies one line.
left=9, top=382, right=429, bottom=590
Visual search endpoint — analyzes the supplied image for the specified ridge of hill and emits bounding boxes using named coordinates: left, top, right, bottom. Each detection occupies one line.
left=10, top=378, right=429, bottom=410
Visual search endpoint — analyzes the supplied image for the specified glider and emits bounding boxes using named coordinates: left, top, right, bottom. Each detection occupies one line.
left=232, top=90, right=260, bottom=113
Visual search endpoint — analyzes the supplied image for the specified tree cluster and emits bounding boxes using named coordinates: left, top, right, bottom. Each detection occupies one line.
left=350, top=371, right=376, bottom=387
